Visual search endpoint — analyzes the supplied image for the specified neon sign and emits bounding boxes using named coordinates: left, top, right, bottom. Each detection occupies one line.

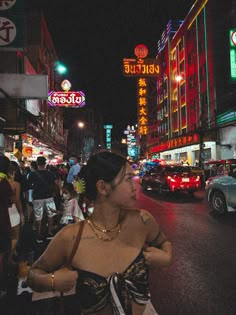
left=229, top=29, right=236, bottom=81
left=123, top=58, right=160, bottom=77
left=48, top=91, right=85, bottom=107
left=48, top=79, right=86, bottom=107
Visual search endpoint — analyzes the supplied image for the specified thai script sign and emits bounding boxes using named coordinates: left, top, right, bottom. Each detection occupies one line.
left=48, top=91, right=86, bottom=108
left=123, top=58, right=160, bottom=77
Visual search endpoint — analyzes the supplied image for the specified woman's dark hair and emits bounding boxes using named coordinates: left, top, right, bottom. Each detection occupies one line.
left=80, top=150, right=128, bottom=201
left=0, top=155, right=10, bottom=174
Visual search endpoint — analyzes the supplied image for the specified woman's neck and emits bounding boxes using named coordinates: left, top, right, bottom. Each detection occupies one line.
left=91, top=203, right=121, bottom=229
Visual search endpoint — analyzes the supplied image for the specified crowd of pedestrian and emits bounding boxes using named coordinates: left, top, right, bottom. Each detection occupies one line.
left=0, top=154, right=83, bottom=304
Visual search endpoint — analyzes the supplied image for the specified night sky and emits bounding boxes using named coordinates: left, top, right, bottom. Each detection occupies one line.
left=37, top=0, right=193, bottom=138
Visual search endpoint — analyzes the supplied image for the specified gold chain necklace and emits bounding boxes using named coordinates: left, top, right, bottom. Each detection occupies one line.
left=86, top=218, right=121, bottom=241
left=89, top=217, right=120, bottom=233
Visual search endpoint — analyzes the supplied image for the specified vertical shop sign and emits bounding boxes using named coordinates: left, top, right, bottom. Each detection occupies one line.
left=229, top=29, right=236, bottom=81
left=0, top=0, right=24, bottom=49
left=103, top=124, right=113, bottom=151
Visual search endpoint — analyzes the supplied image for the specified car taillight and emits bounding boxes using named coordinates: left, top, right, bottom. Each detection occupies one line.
left=195, top=176, right=200, bottom=182
left=167, top=175, right=176, bottom=182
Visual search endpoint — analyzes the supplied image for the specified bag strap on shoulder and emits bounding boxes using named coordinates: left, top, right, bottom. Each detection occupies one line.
left=66, top=220, right=85, bottom=267
left=59, top=221, right=84, bottom=312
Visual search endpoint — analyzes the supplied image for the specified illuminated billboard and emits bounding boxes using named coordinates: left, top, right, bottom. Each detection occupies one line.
left=123, top=58, right=160, bottom=77
left=229, top=29, right=236, bottom=81
left=48, top=91, right=85, bottom=107
left=48, top=79, right=86, bottom=107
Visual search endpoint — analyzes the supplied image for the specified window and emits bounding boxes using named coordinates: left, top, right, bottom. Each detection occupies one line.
left=199, top=64, right=206, bottom=81
left=180, top=61, right=184, bottom=73
left=189, top=75, right=196, bottom=88
left=180, top=84, right=185, bottom=97
left=181, top=106, right=186, bottom=119
left=179, top=40, right=184, bottom=51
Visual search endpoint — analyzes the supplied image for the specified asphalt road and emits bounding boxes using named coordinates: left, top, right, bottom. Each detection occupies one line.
left=134, top=178, right=236, bottom=315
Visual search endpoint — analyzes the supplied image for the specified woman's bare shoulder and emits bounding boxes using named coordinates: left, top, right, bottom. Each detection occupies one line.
left=54, top=221, right=82, bottom=242
left=122, top=208, right=154, bottom=223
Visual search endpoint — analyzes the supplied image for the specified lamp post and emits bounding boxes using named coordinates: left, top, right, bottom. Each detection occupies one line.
left=54, top=61, right=68, bottom=90
left=78, top=121, right=85, bottom=163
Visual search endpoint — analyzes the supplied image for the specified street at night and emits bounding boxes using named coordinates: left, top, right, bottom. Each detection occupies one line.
left=133, top=178, right=236, bottom=315
left=1, top=1, right=236, bottom=314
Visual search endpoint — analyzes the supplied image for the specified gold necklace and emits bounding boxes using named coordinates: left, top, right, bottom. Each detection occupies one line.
left=86, top=219, right=121, bottom=241
left=89, top=217, right=120, bottom=233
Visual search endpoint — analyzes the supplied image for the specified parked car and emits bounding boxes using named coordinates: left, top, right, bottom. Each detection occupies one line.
left=139, top=160, right=164, bottom=184
left=205, top=171, right=236, bottom=214
left=141, top=165, right=201, bottom=195
left=190, top=166, right=205, bottom=186
left=204, top=159, right=236, bottom=188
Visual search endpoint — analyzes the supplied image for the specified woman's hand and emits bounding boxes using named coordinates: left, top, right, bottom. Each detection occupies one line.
left=143, top=244, right=172, bottom=268
left=53, top=267, right=78, bottom=292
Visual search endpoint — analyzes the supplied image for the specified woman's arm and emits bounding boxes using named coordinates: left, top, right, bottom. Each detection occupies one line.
left=140, top=210, right=172, bottom=268
left=27, top=226, right=78, bottom=292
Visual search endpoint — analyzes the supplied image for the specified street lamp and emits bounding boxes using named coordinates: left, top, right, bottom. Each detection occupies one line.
left=78, top=121, right=85, bottom=163
left=54, top=61, right=68, bottom=90
left=78, top=121, right=85, bottom=129
left=55, top=61, right=68, bottom=75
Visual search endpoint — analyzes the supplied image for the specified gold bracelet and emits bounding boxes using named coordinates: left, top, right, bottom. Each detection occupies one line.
left=51, top=272, right=55, bottom=291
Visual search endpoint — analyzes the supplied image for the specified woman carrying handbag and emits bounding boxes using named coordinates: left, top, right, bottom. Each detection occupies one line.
left=27, top=151, right=172, bottom=315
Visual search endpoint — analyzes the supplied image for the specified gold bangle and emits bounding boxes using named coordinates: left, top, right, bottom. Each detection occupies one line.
left=51, top=272, right=55, bottom=291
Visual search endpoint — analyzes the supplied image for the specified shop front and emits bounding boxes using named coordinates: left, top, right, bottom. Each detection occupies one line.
left=4, top=133, right=64, bottom=166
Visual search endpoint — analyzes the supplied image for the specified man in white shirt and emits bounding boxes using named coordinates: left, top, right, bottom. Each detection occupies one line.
left=66, top=156, right=81, bottom=183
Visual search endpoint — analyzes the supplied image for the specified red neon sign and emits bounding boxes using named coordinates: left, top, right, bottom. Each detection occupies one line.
left=48, top=91, right=86, bottom=108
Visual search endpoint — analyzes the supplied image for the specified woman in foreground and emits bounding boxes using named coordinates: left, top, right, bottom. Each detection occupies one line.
left=27, top=151, right=172, bottom=315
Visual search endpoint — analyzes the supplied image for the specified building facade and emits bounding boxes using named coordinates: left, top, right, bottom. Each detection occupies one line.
left=147, top=0, right=236, bottom=166
left=0, top=0, right=67, bottom=163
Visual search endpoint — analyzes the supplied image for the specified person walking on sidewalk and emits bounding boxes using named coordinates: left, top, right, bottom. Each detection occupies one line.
left=7, top=161, right=25, bottom=263
left=27, top=156, right=59, bottom=241
left=0, top=155, right=13, bottom=299
left=27, top=150, right=172, bottom=315
left=66, top=156, right=81, bottom=184
left=25, top=160, right=38, bottom=224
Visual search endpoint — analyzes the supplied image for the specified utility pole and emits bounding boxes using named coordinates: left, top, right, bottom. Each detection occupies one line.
left=198, top=126, right=205, bottom=169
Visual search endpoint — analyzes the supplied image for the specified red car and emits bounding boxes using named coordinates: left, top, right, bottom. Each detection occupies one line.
left=141, top=165, right=201, bottom=195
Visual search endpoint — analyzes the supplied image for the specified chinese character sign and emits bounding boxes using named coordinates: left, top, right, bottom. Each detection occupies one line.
left=104, top=125, right=113, bottom=151
left=0, top=16, right=15, bottom=45
left=0, top=0, right=24, bottom=48
left=0, top=0, right=16, bottom=10
left=137, top=78, right=148, bottom=135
